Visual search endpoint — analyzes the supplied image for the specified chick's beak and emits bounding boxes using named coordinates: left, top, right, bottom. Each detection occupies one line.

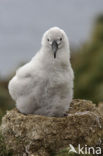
left=52, top=40, right=58, bottom=58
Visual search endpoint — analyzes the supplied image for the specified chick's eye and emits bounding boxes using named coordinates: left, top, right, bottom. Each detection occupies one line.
left=60, top=38, right=62, bottom=41
left=47, top=38, right=49, bottom=41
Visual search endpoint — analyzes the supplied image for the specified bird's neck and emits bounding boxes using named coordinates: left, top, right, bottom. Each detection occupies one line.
left=40, top=47, right=70, bottom=71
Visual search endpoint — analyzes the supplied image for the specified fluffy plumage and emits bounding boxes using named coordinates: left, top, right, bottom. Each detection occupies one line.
left=8, top=27, right=74, bottom=117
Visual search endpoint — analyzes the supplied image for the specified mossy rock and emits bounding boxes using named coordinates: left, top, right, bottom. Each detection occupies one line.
left=0, top=132, right=12, bottom=156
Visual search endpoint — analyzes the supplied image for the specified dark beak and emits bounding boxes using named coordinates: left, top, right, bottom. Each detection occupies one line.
left=52, top=40, right=58, bottom=58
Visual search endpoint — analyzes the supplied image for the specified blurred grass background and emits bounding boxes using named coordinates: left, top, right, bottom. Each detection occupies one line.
left=0, top=15, right=103, bottom=123
left=72, top=15, right=103, bottom=103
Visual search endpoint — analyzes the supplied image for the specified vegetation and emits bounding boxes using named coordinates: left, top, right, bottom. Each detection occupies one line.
left=0, top=132, right=13, bottom=156
left=0, top=78, right=14, bottom=123
left=72, top=14, right=103, bottom=104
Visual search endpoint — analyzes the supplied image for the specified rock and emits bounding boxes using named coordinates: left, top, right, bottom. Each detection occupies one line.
left=0, top=99, right=103, bottom=156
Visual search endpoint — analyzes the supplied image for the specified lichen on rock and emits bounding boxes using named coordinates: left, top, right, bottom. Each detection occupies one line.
left=0, top=99, right=103, bottom=156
